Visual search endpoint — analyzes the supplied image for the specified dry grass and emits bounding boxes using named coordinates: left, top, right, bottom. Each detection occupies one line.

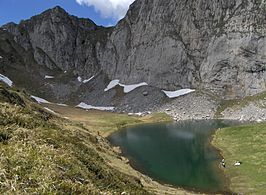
left=44, top=103, right=172, bottom=137
left=0, top=85, right=149, bottom=194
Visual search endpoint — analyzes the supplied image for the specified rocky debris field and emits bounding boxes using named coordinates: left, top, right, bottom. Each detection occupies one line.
left=114, top=86, right=167, bottom=113
left=157, top=92, right=218, bottom=121
left=156, top=91, right=266, bottom=123
left=221, top=100, right=266, bottom=122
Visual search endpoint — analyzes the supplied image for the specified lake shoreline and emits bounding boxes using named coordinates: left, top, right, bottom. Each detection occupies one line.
left=109, top=120, right=239, bottom=195
left=44, top=103, right=261, bottom=194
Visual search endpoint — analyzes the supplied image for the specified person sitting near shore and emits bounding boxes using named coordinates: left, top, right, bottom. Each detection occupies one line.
left=234, top=161, right=241, bottom=166
left=221, top=159, right=226, bottom=168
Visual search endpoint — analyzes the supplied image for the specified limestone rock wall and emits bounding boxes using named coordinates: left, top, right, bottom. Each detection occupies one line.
left=2, top=1, right=266, bottom=99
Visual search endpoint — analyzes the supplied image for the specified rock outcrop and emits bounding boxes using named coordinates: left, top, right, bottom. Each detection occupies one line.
left=1, top=0, right=266, bottom=104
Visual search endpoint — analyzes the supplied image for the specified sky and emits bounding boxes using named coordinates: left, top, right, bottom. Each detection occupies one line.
left=0, top=0, right=135, bottom=27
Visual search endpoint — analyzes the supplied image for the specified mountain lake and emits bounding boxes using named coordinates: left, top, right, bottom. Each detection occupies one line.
left=108, top=120, right=242, bottom=194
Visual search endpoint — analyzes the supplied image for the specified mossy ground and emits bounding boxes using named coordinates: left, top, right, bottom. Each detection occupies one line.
left=213, top=123, right=266, bottom=194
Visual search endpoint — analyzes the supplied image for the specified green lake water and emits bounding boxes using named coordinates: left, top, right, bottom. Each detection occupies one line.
left=108, top=120, right=239, bottom=193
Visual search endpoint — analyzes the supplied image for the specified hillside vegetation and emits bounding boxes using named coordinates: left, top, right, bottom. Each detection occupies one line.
left=0, top=84, right=149, bottom=194
left=0, top=84, right=197, bottom=195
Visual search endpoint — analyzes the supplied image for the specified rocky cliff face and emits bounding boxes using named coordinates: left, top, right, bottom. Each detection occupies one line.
left=100, top=0, right=266, bottom=97
left=1, top=0, right=266, bottom=102
left=3, top=6, right=112, bottom=78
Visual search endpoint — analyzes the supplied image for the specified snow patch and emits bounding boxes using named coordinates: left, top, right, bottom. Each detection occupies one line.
left=122, top=82, right=148, bottom=93
left=76, top=102, right=115, bottom=111
left=77, top=76, right=82, bottom=82
left=44, top=107, right=58, bottom=115
left=128, top=111, right=151, bottom=117
left=104, top=79, right=148, bottom=93
left=0, top=74, right=13, bottom=87
left=83, top=76, right=95, bottom=83
left=45, top=75, right=54, bottom=79
left=162, top=89, right=195, bottom=98
left=31, top=95, right=50, bottom=104
left=57, top=103, right=68, bottom=107
left=104, top=79, right=120, bottom=91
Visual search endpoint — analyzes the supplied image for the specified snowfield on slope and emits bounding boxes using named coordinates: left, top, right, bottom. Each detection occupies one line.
left=0, top=74, right=13, bottom=87
left=104, top=79, right=148, bottom=93
left=31, top=95, right=50, bottom=104
left=123, top=82, right=148, bottom=93
left=44, top=107, right=58, bottom=115
left=83, top=76, right=95, bottom=83
left=162, top=89, right=195, bottom=98
left=45, top=75, right=54, bottom=79
left=77, top=76, right=82, bottom=82
left=76, top=102, right=115, bottom=111
left=104, top=79, right=120, bottom=91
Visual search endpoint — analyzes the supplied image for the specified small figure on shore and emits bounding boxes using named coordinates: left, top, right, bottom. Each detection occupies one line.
left=221, top=159, right=226, bottom=168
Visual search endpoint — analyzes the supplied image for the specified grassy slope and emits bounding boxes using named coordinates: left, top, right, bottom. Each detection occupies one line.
left=0, top=84, right=150, bottom=194
left=213, top=123, right=266, bottom=194
left=44, top=103, right=172, bottom=137
left=0, top=84, right=197, bottom=195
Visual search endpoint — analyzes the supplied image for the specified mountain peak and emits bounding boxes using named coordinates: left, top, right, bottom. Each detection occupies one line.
left=42, top=5, right=69, bottom=17
left=49, top=6, right=67, bottom=14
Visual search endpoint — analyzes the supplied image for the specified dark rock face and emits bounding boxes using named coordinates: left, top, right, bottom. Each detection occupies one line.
left=1, top=1, right=266, bottom=104
left=3, top=6, right=112, bottom=78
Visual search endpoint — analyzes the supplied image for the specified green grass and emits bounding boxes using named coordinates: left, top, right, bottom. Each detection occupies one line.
left=0, top=85, right=150, bottom=194
left=213, top=123, right=266, bottom=194
left=215, top=91, right=266, bottom=117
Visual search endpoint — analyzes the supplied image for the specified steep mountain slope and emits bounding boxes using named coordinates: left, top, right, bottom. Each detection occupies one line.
left=2, top=6, right=111, bottom=77
left=102, top=0, right=266, bottom=98
left=1, top=0, right=266, bottom=109
left=0, top=6, right=166, bottom=111
left=0, top=28, right=98, bottom=104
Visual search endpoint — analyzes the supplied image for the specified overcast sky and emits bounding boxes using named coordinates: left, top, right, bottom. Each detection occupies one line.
left=0, top=0, right=135, bottom=26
